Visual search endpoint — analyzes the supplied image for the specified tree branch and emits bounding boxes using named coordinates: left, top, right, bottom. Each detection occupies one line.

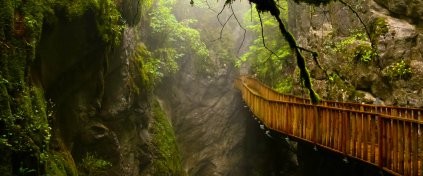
left=217, top=3, right=228, bottom=26
left=204, top=0, right=218, bottom=13
left=230, top=4, right=247, bottom=55
left=274, top=15, right=320, bottom=103
left=257, top=12, right=280, bottom=63
left=211, top=13, right=234, bottom=42
left=338, top=0, right=373, bottom=47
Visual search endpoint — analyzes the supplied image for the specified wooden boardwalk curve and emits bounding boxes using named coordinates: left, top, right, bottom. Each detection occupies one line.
left=235, top=76, right=423, bottom=176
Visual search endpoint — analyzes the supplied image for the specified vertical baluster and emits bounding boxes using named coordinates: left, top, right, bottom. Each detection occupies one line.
left=326, top=109, right=334, bottom=148
left=306, top=107, right=315, bottom=141
left=330, top=109, right=334, bottom=148
left=393, top=119, right=398, bottom=172
left=277, top=102, right=281, bottom=130
left=282, top=103, right=289, bottom=133
left=399, top=119, right=404, bottom=174
left=357, top=112, right=362, bottom=159
left=370, top=114, right=376, bottom=163
left=334, top=109, right=339, bottom=150
left=339, top=110, right=343, bottom=151
left=411, top=110, right=419, bottom=175
left=377, top=115, right=384, bottom=168
left=328, top=109, right=332, bottom=147
left=343, top=111, right=347, bottom=154
left=326, top=108, right=330, bottom=146
left=418, top=110, right=422, bottom=176
left=301, top=105, right=305, bottom=138
left=347, top=111, right=352, bottom=155
left=322, top=108, right=327, bottom=146
left=288, top=104, right=292, bottom=134
left=340, top=111, right=344, bottom=151
left=388, top=116, right=393, bottom=170
left=357, top=112, right=363, bottom=159
left=404, top=119, right=411, bottom=176
left=269, top=102, right=273, bottom=128
left=363, top=113, right=369, bottom=161
left=352, top=112, right=357, bottom=157
left=313, top=106, right=319, bottom=144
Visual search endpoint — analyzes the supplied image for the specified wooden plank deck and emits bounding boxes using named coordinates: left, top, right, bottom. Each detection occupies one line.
left=235, top=76, right=423, bottom=176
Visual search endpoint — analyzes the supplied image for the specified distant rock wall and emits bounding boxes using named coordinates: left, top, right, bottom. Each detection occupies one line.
left=288, top=0, right=423, bottom=107
left=156, top=53, right=299, bottom=175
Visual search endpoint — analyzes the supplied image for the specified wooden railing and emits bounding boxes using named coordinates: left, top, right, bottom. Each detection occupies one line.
left=235, top=76, right=423, bottom=176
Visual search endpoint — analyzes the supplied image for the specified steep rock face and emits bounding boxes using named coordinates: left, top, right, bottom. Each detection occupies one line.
left=373, top=0, right=423, bottom=25
left=34, top=0, right=182, bottom=175
left=288, top=0, right=423, bottom=106
left=157, top=56, right=299, bottom=175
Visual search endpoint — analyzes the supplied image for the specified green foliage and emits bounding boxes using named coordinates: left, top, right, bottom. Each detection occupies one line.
left=332, top=32, right=374, bottom=63
left=354, top=43, right=373, bottom=63
left=141, top=0, right=154, bottom=17
left=274, top=77, right=293, bottom=93
left=78, top=153, right=112, bottom=176
left=384, top=60, right=412, bottom=80
left=0, top=85, right=51, bottom=152
left=149, top=0, right=209, bottom=74
left=132, top=44, right=179, bottom=91
left=239, top=4, right=293, bottom=92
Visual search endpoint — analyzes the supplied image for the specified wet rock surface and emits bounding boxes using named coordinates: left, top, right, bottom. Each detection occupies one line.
left=157, top=56, right=299, bottom=175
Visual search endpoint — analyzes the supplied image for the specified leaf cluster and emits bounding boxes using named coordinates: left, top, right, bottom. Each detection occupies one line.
left=331, top=32, right=374, bottom=63
left=384, top=60, right=412, bottom=80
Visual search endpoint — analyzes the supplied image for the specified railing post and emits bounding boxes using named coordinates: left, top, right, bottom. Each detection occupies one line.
left=377, top=115, right=384, bottom=168
left=313, top=106, right=319, bottom=143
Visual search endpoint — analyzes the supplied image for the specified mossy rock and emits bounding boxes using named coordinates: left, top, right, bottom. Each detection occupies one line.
left=149, top=99, right=184, bottom=175
left=46, top=151, right=78, bottom=176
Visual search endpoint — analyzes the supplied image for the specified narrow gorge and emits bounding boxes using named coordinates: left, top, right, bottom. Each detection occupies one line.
left=0, top=0, right=422, bottom=175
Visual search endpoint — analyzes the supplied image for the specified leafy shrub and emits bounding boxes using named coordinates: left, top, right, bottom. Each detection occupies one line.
left=78, top=153, right=112, bottom=176
left=384, top=60, right=412, bottom=80
left=354, top=43, right=373, bottom=63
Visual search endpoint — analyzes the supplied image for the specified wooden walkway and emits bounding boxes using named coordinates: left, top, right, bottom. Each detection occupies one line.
left=235, top=76, right=423, bottom=176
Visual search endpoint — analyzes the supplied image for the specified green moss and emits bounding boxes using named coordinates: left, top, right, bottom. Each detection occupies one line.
left=150, top=100, right=183, bottom=175
left=45, top=135, right=78, bottom=176
left=46, top=152, right=78, bottom=176
left=369, top=17, right=388, bottom=43
left=132, top=43, right=154, bottom=93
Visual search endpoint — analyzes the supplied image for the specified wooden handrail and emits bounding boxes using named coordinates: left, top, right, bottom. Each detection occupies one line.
left=235, top=76, right=422, bottom=176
